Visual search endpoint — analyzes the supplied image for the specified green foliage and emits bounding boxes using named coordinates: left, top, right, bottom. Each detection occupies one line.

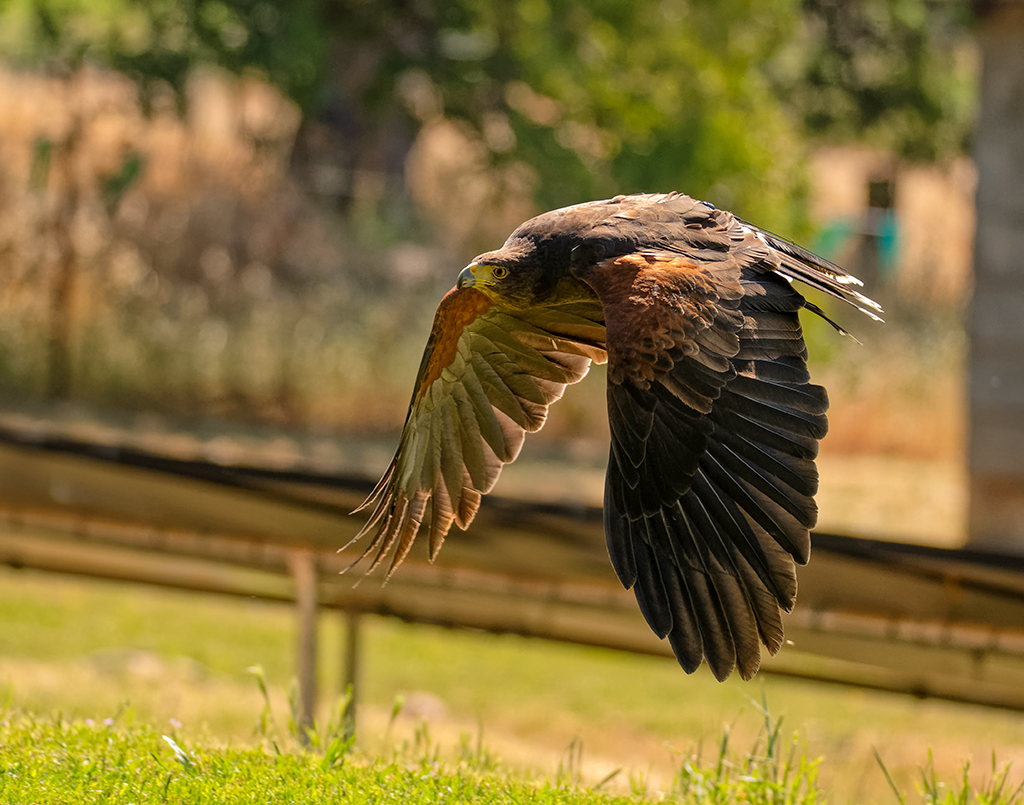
left=0, top=0, right=978, bottom=235
left=101, top=150, right=144, bottom=212
left=769, top=0, right=976, bottom=161
left=338, top=0, right=811, bottom=231
left=0, top=0, right=814, bottom=233
left=0, top=0, right=329, bottom=107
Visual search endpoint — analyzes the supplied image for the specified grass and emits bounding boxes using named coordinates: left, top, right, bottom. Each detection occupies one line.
left=2, top=567, right=1024, bottom=803
left=0, top=689, right=827, bottom=804
left=0, top=711, right=633, bottom=804
left=0, top=696, right=1019, bottom=805
left=875, top=750, right=1024, bottom=805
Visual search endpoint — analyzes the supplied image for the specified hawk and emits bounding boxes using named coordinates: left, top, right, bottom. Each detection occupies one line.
left=353, top=192, right=881, bottom=680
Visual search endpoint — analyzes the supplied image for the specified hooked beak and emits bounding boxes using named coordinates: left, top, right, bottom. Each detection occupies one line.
left=457, top=264, right=477, bottom=289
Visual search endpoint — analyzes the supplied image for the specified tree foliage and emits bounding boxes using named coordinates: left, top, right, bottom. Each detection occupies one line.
left=0, top=0, right=328, bottom=106
left=335, top=0, right=810, bottom=230
left=0, top=0, right=977, bottom=231
left=769, top=0, right=976, bottom=161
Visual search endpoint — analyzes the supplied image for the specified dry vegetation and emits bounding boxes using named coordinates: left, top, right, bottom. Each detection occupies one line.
left=0, top=65, right=971, bottom=550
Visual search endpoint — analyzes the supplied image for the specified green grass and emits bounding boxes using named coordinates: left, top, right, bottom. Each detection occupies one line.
left=0, top=699, right=825, bottom=804
left=874, top=749, right=1024, bottom=805
left=0, top=712, right=631, bottom=804
left=2, top=567, right=1024, bottom=803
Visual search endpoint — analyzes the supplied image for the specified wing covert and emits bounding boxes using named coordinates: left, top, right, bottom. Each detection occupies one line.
left=352, top=286, right=606, bottom=578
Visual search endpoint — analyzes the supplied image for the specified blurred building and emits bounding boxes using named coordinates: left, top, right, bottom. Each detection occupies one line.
left=809, top=145, right=976, bottom=305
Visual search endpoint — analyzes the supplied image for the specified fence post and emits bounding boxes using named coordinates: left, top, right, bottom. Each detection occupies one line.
left=289, top=548, right=318, bottom=742
left=342, top=610, right=361, bottom=739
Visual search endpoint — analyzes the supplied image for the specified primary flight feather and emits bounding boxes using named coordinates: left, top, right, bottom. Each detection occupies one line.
left=352, top=191, right=881, bottom=681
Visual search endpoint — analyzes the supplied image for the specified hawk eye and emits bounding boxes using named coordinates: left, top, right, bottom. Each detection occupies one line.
left=492, top=266, right=509, bottom=279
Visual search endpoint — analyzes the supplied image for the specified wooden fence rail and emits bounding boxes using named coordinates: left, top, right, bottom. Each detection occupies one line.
left=3, top=432, right=1024, bottom=725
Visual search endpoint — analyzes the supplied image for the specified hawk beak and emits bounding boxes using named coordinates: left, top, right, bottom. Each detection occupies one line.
left=457, top=265, right=477, bottom=289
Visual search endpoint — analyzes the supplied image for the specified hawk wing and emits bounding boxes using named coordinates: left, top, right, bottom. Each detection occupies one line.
left=352, top=286, right=606, bottom=578
left=576, top=196, right=878, bottom=681
left=586, top=251, right=823, bottom=680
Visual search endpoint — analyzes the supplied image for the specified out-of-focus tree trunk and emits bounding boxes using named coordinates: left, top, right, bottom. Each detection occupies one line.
left=968, top=1, right=1024, bottom=550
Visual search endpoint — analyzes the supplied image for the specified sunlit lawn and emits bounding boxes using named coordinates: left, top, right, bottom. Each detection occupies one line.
left=2, top=566, right=1024, bottom=803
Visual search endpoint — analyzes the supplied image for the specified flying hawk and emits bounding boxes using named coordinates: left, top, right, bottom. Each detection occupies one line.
left=353, top=192, right=881, bottom=680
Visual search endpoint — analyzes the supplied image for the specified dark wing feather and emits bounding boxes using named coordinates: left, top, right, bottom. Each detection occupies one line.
left=575, top=193, right=870, bottom=680
left=598, top=267, right=823, bottom=680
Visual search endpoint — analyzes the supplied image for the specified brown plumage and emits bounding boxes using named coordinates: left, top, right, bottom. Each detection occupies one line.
left=352, top=192, right=881, bottom=680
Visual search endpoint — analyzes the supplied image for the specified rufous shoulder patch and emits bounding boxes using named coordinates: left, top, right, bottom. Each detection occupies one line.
left=415, top=287, right=492, bottom=400
left=582, top=253, right=739, bottom=387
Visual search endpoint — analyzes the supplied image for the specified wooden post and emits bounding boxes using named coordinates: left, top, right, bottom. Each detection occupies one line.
left=968, top=0, right=1024, bottom=551
left=342, top=611, right=361, bottom=739
left=289, top=548, right=318, bottom=741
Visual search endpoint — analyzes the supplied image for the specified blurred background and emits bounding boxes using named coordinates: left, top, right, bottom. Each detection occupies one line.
left=5, top=0, right=1024, bottom=801
left=0, top=0, right=977, bottom=481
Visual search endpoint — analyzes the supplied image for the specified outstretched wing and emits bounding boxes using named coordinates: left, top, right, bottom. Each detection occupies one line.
left=579, top=201, right=872, bottom=680
left=352, top=285, right=606, bottom=578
